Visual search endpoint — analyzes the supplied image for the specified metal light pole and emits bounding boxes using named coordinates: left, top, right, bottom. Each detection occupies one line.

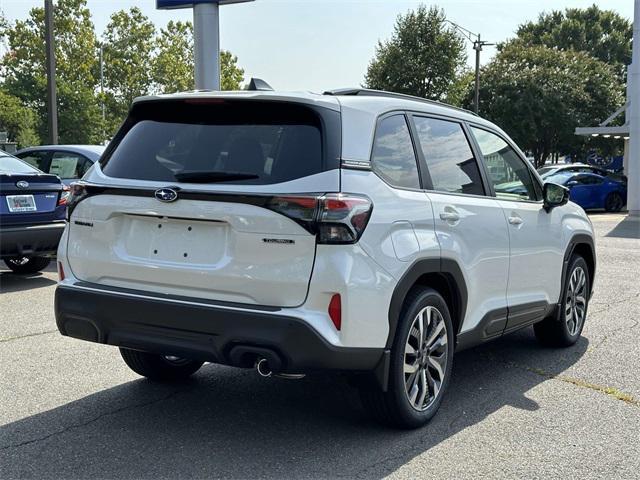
left=193, top=2, right=221, bottom=90
left=44, top=0, right=58, bottom=144
left=156, top=0, right=254, bottom=91
left=444, top=20, right=493, bottom=113
left=628, top=0, right=640, bottom=217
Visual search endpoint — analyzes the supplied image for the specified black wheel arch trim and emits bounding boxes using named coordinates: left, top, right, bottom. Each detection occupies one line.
left=560, top=234, right=596, bottom=307
left=386, top=257, right=468, bottom=350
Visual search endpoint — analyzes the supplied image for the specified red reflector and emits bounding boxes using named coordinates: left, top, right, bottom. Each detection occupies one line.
left=328, top=294, right=341, bottom=331
left=57, top=262, right=65, bottom=281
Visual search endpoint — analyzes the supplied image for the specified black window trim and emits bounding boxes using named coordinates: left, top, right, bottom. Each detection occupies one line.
left=368, top=110, right=425, bottom=192
left=407, top=111, right=491, bottom=198
left=466, top=122, right=544, bottom=204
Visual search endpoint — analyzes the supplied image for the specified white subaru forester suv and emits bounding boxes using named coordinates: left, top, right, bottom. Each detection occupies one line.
left=55, top=88, right=595, bottom=428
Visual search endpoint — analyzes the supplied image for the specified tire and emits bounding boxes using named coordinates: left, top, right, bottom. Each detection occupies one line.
left=534, top=255, right=590, bottom=347
left=4, top=256, right=51, bottom=274
left=604, top=192, right=624, bottom=212
left=359, top=287, right=455, bottom=429
left=120, top=348, right=204, bottom=381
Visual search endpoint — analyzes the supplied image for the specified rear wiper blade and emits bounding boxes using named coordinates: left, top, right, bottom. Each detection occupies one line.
left=174, top=171, right=259, bottom=183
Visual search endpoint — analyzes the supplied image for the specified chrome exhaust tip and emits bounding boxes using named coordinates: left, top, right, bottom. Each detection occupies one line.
left=256, top=357, right=273, bottom=377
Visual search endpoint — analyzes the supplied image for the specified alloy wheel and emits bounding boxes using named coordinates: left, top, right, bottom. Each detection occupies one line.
left=403, top=306, right=448, bottom=411
left=565, top=266, right=587, bottom=336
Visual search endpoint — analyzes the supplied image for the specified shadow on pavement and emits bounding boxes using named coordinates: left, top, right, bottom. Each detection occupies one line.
left=0, top=264, right=57, bottom=294
left=0, top=330, right=588, bottom=479
left=604, top=216, right=640, bottom=239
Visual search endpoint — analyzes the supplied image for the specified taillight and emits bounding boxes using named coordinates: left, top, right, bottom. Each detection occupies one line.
left=65, top=182, right=89, bottom=221
left=58, top=185, right=70, bottom=206
left=265, top=193, right=373, bottom=244
left=328, top=293, right=341, bottom=330
left=317, top=194, right=372, bottom=244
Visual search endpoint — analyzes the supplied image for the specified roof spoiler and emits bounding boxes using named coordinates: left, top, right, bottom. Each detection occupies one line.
left=246, top=78, right=274, bottom=91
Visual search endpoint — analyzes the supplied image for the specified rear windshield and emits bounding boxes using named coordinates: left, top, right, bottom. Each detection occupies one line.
left=0, top=155, right=41, bottom=174
left=102, top=100, right=326, bottom=185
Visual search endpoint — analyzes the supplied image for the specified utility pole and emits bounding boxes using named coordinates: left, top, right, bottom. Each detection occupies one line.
left=99, top=43, right=105, bottom=140
left=627, top=0, right=640, bottom=216
left=444, top=20, right=493, bottom=114
left=44, top=0, right=58, bottom=144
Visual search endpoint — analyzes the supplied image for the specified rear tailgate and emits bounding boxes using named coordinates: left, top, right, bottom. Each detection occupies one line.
left=0, top=173, right=63, bottom=225
left=66, top=98, right=341, bottom=307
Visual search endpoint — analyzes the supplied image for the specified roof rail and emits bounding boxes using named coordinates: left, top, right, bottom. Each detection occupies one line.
left=323, top=88, right=478, bottom=116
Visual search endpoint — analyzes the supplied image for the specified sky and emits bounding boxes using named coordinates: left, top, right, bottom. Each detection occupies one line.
left=1, top=0, right=635, bottom=92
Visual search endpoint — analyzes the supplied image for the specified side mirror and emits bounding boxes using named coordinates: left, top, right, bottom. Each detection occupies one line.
left=543, top=182, right=569, bottom=211
left=566, top=180, right=579, bottom=187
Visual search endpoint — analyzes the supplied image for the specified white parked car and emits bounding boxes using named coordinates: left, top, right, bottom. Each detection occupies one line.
left=55, top=88, right=595, bottom=428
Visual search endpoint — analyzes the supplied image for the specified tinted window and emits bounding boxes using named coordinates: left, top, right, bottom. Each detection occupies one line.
left=50, top=152, right=90, bottom=179
left=102, top=101, right=323, bottom=185
left=574, top=174, right=603, bottom=185
left=16, top=151, right=49, bottom=170
left=472, top=127, right=540, bottom=201
left=413, top=117, right=484, bottom=195
left=0, top=155, right=40, bottom=174
left=371, top=115, right=420, bottom=189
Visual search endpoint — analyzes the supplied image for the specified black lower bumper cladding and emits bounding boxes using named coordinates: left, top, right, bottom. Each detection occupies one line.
left=54, top=284, right=383, bottom=373
left=0, top=222, right=65, bottom=257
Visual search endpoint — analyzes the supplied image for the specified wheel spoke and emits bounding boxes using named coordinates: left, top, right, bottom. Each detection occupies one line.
left=425, top=318, right=445, bottom=349
left=416, top=369, right=428, bottom=408
left=428, top=354, right=446, bottom=383
left=404, top=361, right=419, bottom=374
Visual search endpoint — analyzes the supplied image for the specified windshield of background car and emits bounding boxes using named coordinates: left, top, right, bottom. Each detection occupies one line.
left=0, top=155, right=41, bottom=174
left=101, top=100, right=327, bottom=185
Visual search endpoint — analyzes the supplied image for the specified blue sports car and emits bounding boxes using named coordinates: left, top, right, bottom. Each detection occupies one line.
left=0, top=151, right=67, bottom=273
left=546, top=172, right=627, bottom=212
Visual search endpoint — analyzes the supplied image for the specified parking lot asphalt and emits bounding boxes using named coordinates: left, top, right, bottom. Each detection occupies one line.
left=1, top=213, right=639, bottom=479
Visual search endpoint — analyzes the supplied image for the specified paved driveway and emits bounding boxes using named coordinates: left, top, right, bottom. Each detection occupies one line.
left=1, top=214, right=639, bottom=479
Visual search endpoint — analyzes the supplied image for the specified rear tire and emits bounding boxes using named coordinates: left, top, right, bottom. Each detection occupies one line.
left=120, top=348, right=204, bottom=381
left=4, top=256, right=51, bottom=274
left=359, top=287, right=454, bottom=429
left=604, top=192, right=624, bottom=212
left=534, top=255, right=590, bottom=347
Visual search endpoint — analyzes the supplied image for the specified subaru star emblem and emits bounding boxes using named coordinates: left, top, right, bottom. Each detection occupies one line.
left=154, top=188, right=178, bottom=203
left=16, top=180, right=29, bottom=189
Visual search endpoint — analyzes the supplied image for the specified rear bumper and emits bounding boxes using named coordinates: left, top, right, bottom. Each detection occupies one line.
left=55, top=283, right=384, bottom=373
left=0, top=222, right=65, bottom=258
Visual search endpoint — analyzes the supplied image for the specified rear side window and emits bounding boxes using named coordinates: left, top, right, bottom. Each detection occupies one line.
left=50, top=152, right=91, bottom=179
left=371, top=115, right=420, bottom=189
left=413, top=116, right=484, bottom=196
left=102, top=101, right=325, bottom=185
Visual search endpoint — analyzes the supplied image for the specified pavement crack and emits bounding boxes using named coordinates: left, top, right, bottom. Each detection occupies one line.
left=0, top=387, right=190, bottom=451
left=485, top=355, right=640, bottom=407
left=0, top=330, right=57, bottom=343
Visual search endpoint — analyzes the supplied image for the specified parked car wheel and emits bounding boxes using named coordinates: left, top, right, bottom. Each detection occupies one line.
left=120, top=348, right=204, bottom=381
left=534, top=255, right=590, bottom=347
left=360, top=287, right=454, bottom=429
left=604, top=192, right=624, bottom=212
left=3, top=256, right=51, bottom=274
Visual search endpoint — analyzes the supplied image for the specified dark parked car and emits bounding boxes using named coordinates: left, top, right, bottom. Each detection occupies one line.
left=0, top=152, right=67, bottom=273
left=546, top=172, right=627, bottom=212
left=15, top=145, right=105, bottom=185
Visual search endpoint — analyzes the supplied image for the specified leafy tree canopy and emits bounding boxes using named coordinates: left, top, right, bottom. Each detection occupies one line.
left=472, top=43, right=624, bottom=168
left=364, top=6, right=466, bottom=100
left=0, top=90, right=39, bottom=147
left=512, top=4, right=632, bottom=79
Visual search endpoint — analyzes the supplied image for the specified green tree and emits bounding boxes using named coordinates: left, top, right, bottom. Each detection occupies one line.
left=220, top=50, right=244, bottom=91
left=0, top=0, right=102, bottom=144
left=470, top=44, right=624, bottom=168
left=364, top=5, right=466, bottom=100
left=0, top=90, right=39, bottom=147
left=514, top=4, right=632, bottom=79
left=101, top=7, right=156, bottom=134
left=153, top=21, right=244, bottom=93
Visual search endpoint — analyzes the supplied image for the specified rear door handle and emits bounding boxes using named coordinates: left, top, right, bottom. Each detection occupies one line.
left=508, top=215, right=523, bottom=225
